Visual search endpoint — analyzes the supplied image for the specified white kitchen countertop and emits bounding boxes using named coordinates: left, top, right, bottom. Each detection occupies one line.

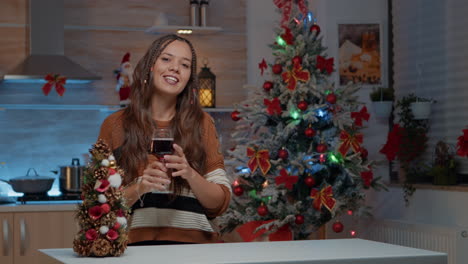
left=39, top=238, right=447, bottom=264
left=0, top=200, right=81, bottom=212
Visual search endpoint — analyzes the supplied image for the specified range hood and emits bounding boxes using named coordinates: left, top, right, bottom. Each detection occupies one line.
left=2, top=0, right=101, bottom=82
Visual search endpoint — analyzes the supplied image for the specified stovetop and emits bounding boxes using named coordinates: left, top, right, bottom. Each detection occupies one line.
left=17, top=192, right=82, bottom=204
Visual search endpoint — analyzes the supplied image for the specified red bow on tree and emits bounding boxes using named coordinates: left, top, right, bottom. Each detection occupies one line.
left=457, top=129, right=468, bottom=157
left=310, top=185, right=336, bottom=212
left=338, top=130, right=363, bottom=156
left=237, top=220, right=293, bottom=242
left=351, top=106, right=370, bottom=127
left=264, top=97, right=282, bottom=115
left=42, top=74, right=67, bottom=96
left=316, top=56, right=334, bottom=75
left=275, top=168, right=298, bottom=190
left=247, top=147, right=271, bottom=175
left=360, top=170, right=373, bottom=188
left=281, top=62, right=310, bottom=91
left=379, top=124, right=403, bottom=161
left=258, top=58, right=267, bottom=76
left=280, top=26, right=294, bottom=45
left=274, top=0, right=308, bottom=27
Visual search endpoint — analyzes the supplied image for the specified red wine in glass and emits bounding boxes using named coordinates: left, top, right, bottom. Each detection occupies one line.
left=150, top=128, right=174, bottom=159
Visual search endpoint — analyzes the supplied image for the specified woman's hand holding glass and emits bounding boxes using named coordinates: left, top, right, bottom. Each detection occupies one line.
left=137, top=160, right=171, bottom=193
left=163, top=144, right=197, bottom=181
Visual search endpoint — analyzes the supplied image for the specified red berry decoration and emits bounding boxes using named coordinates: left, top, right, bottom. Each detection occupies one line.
left=278, top=148, right=289, bottom=160
left=257, top=205, right=269, bottom=216
left=304, top=176, right=316, bottom=187
left=231, top=110, right=241, bottom=121
left=332, top=221, right=344, bottom=233
left=263, top=81, right=274, bottom=92
left=295, top=214, right=305, bottom=225
left=316, top=143, right=327, bottom=153
left=272, top=64, right=283, bottom=74
left=292, top=56, right=302, bottom=66
left=297, top=101, right=308, bottom=111
left=360, top=147, right=368, bottom=159
left=310, top=24, right=321, bottom=35
left=304, top=127, right=316, bottom=138
left=233, top=185, right=244, bottom=196
left=326, top=93, right=337, bottom=104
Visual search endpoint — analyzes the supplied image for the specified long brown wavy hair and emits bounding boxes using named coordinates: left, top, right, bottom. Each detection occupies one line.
left=120, top=34, right=206, bottom=195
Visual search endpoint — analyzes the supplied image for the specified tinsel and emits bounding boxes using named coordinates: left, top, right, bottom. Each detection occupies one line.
left=73, top=139, right=130, bottom=257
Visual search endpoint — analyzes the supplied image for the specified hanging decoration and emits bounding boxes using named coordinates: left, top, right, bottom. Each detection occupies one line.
left=281, top=62, right=310, bottom=91
left=351, top=106, right=370, bottom=127
left=264, top=97, right=283, bottom=115
left=275, top=168, right=298, bottom=190
left=259, top=58, right=268, bottom=76
left=456, top=128, right=468, bottom=157
left=380, top=124, right=404, bottom=161
left=338, top=130, right=363, bottom=156
left=42, top=74, right=67, bottom=96
left=280, top=26, right=294, bottom=45
left=273, top=0, right=308, bottom=26
left=247, top=147, right=271, bottom=175
left=310, top=185, right=336, bottom=212
left=316, top=55, right=334, bottom=75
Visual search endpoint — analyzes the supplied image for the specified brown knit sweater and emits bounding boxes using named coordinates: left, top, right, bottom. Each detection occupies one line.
left=97, top=110, right=232, bottom=244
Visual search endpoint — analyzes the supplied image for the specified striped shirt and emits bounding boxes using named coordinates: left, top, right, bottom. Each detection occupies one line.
left=98, top=110, right=231, bottom=244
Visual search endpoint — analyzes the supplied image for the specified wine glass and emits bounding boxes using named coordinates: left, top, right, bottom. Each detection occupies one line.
left=150, top=128, right=174, bottom=160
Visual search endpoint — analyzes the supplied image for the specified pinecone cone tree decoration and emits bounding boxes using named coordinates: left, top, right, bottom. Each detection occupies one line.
left=73, top=139, right=130, bottom=257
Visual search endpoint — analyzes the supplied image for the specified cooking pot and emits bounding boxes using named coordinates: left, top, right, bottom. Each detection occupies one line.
left=0, top=168, right=55, bottom=194
left=59, top=158, right=85, bottom=193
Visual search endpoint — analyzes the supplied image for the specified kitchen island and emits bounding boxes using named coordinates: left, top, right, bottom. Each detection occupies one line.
left=38, top=238, right=446, bottom=264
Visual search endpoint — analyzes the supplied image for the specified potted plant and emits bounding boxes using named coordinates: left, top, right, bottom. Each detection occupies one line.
left=409, top=96, right=434, bottom=120
left=369, top=87, right=394, bottom=118
left=429, top=141, right=458, bottom=185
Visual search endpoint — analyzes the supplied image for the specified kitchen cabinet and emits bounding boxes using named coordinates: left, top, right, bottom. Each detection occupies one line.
left=0, top=211, right=78, bottom=264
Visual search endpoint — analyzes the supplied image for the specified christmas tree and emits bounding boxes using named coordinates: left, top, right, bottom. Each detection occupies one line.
left=73, top=139, right=130, bottom=257
left=219, top=0, right=385, bottom=241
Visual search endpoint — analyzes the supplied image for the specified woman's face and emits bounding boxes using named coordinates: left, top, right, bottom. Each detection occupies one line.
left=151, top=40, right=192, bottom=98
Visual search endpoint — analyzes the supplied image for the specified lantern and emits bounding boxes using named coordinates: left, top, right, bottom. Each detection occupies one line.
left=198, top=60, right=216, bottom=108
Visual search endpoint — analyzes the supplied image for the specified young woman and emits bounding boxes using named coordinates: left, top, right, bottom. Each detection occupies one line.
left=97, top=34, right=231, bottom=245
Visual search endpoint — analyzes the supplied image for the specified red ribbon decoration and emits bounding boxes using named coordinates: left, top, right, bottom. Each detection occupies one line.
left=456, top=129, right=468, bottom=157
left=310, top=185, right=336, bottom=212
left=274, top=0, right=308, bottom=27
left=247, top=147, right=271, bottom=175
left=316, top=56, right=334, bottom=75
left=264, top=97, right=282, bottom=115
left=42, top=73, right=67, bottom=96
left=280, top=26, right=294, bottom=45
left=379, top=124, right=403, bottom=161
left=258, top=58, right=268, bottom=76
left=338, top=130, right=363, bottom=156
left=351, top=106, right=370, bottom=127
left=281, top=62, right=310, bottom=91
left=275, top=168, right=298, bottom=190
left=237, top=220, right=293, bottom=242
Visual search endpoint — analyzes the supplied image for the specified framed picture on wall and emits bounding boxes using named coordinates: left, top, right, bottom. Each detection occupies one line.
left=337, top=23, right=383, bottom=86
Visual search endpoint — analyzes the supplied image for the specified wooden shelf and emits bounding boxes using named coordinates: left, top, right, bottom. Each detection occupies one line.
left=145, top=25, right=222, bottom=35
left=0, top=104, right=121, bottom=112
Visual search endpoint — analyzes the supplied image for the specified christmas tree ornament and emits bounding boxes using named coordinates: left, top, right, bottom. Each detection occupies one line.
left=292, top=56, right=302, bottom=66
left=310, top=24, right=321, bottom=35
left=332, top=221, right=344, bottom=233
left=233, top=185, right=244, bottom=196
left=280, top=26, right=294, bottom=45
left=295, top=214, right=305, bottom=225
left=456, top=128, right=468, bottom=157
left=316, top=143, right=327, bottom=153
left=263, top=81, right=274, bottom=92
left=297, top=100, right=308, bottom=111
left=259, top=58, right=268, bottom=75
left=360, top=147, right=368, bottom=159
left=272, top=64, right=283, bottom=74
left=281, top=62, right=310, bottom=91
left=361, top=170, right=373, bottom=187
left=247, top=147, right=271, bottom=175
left=275, top=168, right=298, bottom=190
left=264, top=97, right=282, bottom=115
left=305, top=127, right=316, bottom=138
left=326, top=93, right=337, bottom=104
left=316, top=55, right=334, bottom=75
left=231, top=110, right=241, bottom=121
left=338, top=131, right=363, bottom=156
left=310, top=185, right=336, bottom=212
left=278, top=148, right=289, bottom=160
left=257, top=204, right=269, bottom=216
left=351, top=106, right=370, bottom=127
left=304, top=175, right=316, bottom=187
